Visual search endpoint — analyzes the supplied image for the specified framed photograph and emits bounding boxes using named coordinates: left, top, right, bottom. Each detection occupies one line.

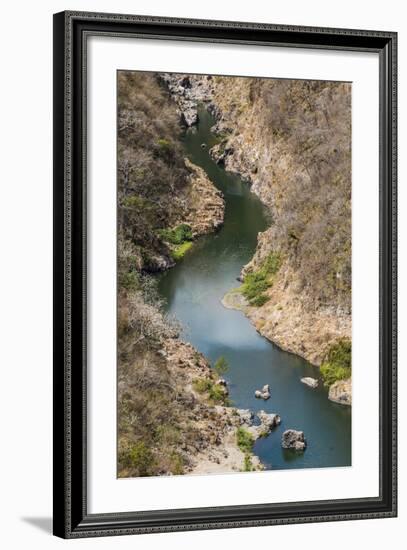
left=53, top=11, right=397, bottom=538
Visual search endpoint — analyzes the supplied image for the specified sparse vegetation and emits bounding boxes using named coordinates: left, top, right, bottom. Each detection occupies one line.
left=118, top=72, right=193, bottom=270
left=158, top=224, right=193, bottom=245
left=241, top=252, right=281, bottom=306
left=214, top=356, right=229, bottom=377
left=236, top=427, right=255, bottom=472
left=211, top=77, right=352, bottom=314
left=158, top=223, right=194, bottom=261
left=192, top=378, right=212, bottom=393
left=243, top=454, right=254, bottom=472
left=118, top=440, right=154, bottom=477
left=171, top=241, right=193, bottom=261
left=117, top=73, right=227, bottom=478
left=193, top=377, right=228, bottom=404
left=236, top=427, right=254, bottom=454
left=320, top=339, right=351, bottom=387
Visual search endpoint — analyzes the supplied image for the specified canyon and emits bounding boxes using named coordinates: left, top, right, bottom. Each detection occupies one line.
left=117, top=71, right=352, bottom=478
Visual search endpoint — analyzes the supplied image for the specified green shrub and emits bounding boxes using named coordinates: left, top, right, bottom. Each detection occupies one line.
left=171, top=241, right=193, bottom=260
left=262, top=252, right=282, bottom=275
left=237, top=427, right=256, bottom=472
left=250, top=294, right=269, bottom=307
left=241, top=251, right=281, bottom=306
left=169, top=452, right=184, bottom=475
left=122, top=195, right=146, bottom=209
left=156, top=138, right=172, bottom=150
left=320, top=339, right=351, bottom=387
left=120, top=441, right=154, bottom=476
left=192, top=379, right=212, bottom=393
left=243, top=455, right=254, bottom=472
left=159, top=223, right=194, bottom=261
left=193, top=377, right=227, bottom=404
left=159, top=224, right=193, bottom=245
left=214, top=356, right=229, bottom=377
left=208, top=383, right=226, bottom=403
left=236, top=427, right=254, bottom=454
left=120, top=270, right=139, bottom=291
left=154, top=424, right=181, bottom=446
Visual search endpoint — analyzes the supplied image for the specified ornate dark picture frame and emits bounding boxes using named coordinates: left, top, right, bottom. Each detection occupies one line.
left=53, top=10, right=397, bottom=539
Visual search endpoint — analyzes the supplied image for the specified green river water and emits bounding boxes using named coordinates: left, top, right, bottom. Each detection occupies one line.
left=158, top=106, right=351, bottom=470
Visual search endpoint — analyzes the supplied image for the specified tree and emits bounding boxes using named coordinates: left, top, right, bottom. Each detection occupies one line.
left=214, top=356, right=229, bottom=377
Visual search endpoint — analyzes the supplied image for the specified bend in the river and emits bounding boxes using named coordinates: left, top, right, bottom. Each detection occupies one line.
left=158, top=106, right=351, bottom=470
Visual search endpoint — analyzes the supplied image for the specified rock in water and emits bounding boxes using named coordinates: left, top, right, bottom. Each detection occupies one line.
left=247, top=410, right=281, bottom=439
left=182, top=106, right=198, bottom=126
left=255, top=384, right=271, bottom=400
left=328, top=378, right=351, bottom=405
left=281, top=429, right=307, bottom=451
left=257, top=410, right=281, bottom=430
left=301, top=377, right=319, bottom=389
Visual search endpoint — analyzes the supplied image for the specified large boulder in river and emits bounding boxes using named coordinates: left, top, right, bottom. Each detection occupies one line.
left=301, top=377, right=319, bottom=389
left=328, top=378, right=352, bottom=406
left=255, top=384, right=270, bottom=400
left=281, top=429, right=307, bottom=451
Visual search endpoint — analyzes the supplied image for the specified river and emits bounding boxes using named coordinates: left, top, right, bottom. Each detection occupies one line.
left=158, top=106, right=351, bottom=470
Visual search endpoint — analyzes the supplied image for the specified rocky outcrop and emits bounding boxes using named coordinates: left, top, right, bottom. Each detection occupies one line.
left=235, top=409, right=254, bottom=426
left=301, top=377, right=319, bottom=389
left=159, top=339, right=267, bottom=473
left=190, top=428, right=263, bottom=474
left=221, top=288, right=248, bottom=312
left=159, top=73, right=214, bottom=126
left=209, top=142, right=235, bottom=167
left=187, top=402, right=266, bottom=474
left=246, top=410, right=281, bottom=440
left=255, top=384, right=271, bottom=400
left=328, top=378, right=352, bottom=406
left=257, top=410, right=281, bottom=430
left=183, top=158, right=225, bottom=236
left=281, top=430, right=307, bottom=451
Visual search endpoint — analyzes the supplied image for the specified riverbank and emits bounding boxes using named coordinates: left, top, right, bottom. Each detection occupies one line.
left=161, top=339, right=264, bottom=474
left=117, top=71, right=265, bottom=477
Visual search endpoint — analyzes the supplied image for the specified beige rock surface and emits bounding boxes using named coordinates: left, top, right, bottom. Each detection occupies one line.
left=328, top=378, right=352, bottom=406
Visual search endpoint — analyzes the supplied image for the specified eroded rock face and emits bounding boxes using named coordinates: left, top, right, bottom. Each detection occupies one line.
left=159, top=73, right=214, bottom=127
left=209, top=142, right=235, bottom=166
left=235, top=409, right=254, bottom=426
left=301, top=377, right=319, bottom=389
left=183, top=158, right=225, bottom=237
left=328, top=378, right=351, bottom=406
left=281, top=429, right=307, bottom=451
